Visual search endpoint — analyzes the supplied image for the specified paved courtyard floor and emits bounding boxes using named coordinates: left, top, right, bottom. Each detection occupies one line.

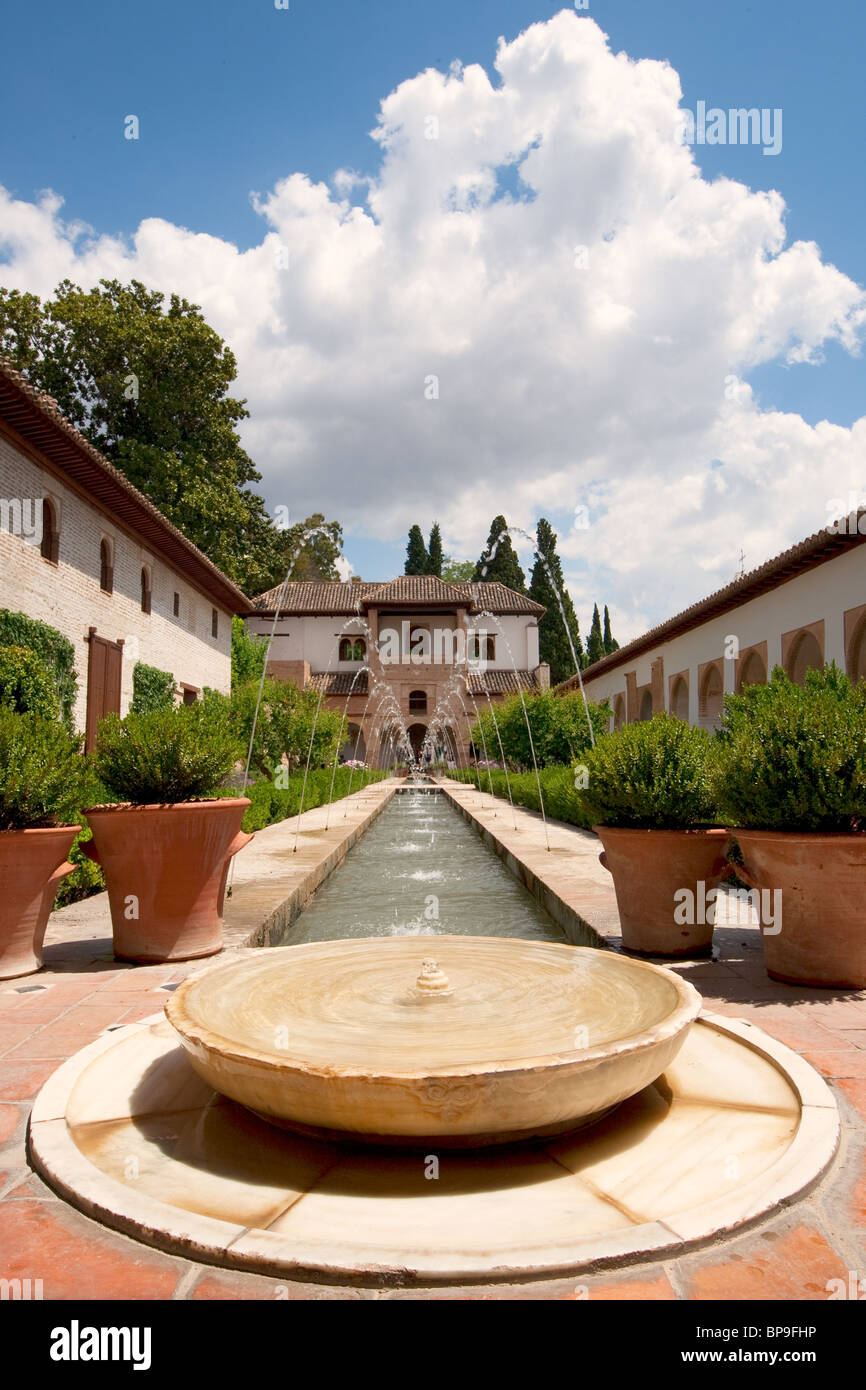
left=1, top=782, right=864, bottom=1300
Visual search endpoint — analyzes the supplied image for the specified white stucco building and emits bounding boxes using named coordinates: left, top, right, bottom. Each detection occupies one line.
left=0, top=358, right=250, bottom=744
left=559, top=512, right=866, bottom=729
left=248, top=575, right=548, bottom=765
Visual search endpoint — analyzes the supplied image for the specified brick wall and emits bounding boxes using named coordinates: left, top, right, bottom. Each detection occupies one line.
left=0, top=431, right=233, bottom=731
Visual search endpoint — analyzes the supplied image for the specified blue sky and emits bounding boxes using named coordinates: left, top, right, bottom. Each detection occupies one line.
left=1, top=2, right=864, bottom=613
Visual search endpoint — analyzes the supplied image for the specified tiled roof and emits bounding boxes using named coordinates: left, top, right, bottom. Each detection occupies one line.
left=467, top=669, right=540, bottom=695
left=307, top=671, right=369, bottom=696
left=253, top=577, right=545, bottom=617
left=557, top=506, right=866, bottom=691
left=0, top=357, right=252, bottom=615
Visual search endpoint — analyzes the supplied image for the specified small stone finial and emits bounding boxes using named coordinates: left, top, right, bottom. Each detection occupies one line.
left=415, top=958, right=453, bottom=996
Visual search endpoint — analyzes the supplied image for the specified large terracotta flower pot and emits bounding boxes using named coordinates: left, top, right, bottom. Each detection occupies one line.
left=0, top=826, right=79, bottom=979
left=733, top=829, right=866, bottom=988
left=595, top=826, right=731, bottom=957
left=82, top=799, right=253, bottom=963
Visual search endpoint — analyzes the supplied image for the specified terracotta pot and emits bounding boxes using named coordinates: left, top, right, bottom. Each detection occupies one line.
left=0, top=826, right=79, bottom=979
left=734, top=829, right=866, bottom=988
left=82, top=800, right=253, bottom=963
left=595, top=826, right=731, bottom=957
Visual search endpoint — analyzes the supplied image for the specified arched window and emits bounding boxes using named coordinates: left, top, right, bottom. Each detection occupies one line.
left=737, top=649, right=766, bottom=691
left=700, top=664, right=724, bottom=728
left=140, top=566, right=152, bottom=615
left=409, top=689, right=427, bottom=714
left=613, top=694, right=626, bottom=730
left=849, top=616, right=866, bottom=683
left=99, top=539, right=113, bottom=594
left=339, top=637, right=366, bottom=662
left=40, top=498, right=59, bottom=562
left=638, top=689, right=653, bottom=722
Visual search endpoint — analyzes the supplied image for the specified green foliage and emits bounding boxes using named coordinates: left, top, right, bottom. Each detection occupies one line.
left=131, top=661, right=175, bottom=715
left=586, top=603, right=605, bottom=666
left=470, top=690, right=608, bottom=769
left=473, top=515, right=526, bottom=591
left=0, top=610, right=77, bottom=726
left=231, top=616, right=267, bottom=690
left=240, top=767, right=387, bottom=832
left=581, top=714, right=718, bottom=829
left=602, top=604, right=619, bottom=655
left=426, top=523, right=443, bottom=577
left=205, top=678, right=342, bottom=778
left=93, top=705, right=240, bottom=804
left=405, top=525, right=429, bottom=575
left=53, top=827, right=105, bottom=908
left=713, top=664, right=866, bottom=832
left=441, top=557, right=475, bottom=582
left=0, top=709, right=93, bottom=829
left=527, top=518, right=583, bottom=683
left=0, top=645, right=60, bottom=719
left=449, top=766, right=594, bottom=830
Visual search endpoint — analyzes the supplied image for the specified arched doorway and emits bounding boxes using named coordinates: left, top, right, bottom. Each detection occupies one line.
left=786, top=631, right=823, bottom=686
left=638, top=689, right=653, bottom=722
left=849, top=616, right=866, bottom=683
left=700, top=664, right=723, bottom=729
left=670, top=676, right=689, bottom=721
left=407, top=722, right=427, bottom=761
left=737, top=649, right=767, bottom=691
left=613, top=694, right=626, bottom=730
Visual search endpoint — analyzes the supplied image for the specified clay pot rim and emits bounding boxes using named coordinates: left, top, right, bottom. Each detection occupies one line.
left=592, top=824, right=728, bottom=838
left=165, top=938, right=702, bottom=1084
left=0, top=823, right=82, bottom=836
left=84, top=797, right=251, bottom=814
left=728, top=827, right=866, bottom=842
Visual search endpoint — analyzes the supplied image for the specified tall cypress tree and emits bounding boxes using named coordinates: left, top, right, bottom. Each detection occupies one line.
left=527, top=518, right=584, bottom=684
left=603, top=604, right=619, bottom=655
left=587, top=603, right=605, bottom=666
left=427, top=523, right=443, bottom=578
left=472, top=515, right=526, bottom=592
left=404, top=525, right=429, bottom=576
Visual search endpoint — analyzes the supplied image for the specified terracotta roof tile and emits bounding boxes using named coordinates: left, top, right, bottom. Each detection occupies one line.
left=253, top=578, right=545, bottom=617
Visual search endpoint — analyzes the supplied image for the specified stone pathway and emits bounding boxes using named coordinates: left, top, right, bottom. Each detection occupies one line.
left=0, top=780, right=864, bottom=1300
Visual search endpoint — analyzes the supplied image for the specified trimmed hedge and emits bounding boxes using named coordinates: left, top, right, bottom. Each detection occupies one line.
left=714, top=663, right=866, bottom=831
left=93, top=705, right=240, bottom=804
left=0, top=609, right=77, bottom=727
left=449, top=765, right=595, bottom=829
left=580, top=714, right=718, bottom=829
left=240, top=767, right=388, bottom=832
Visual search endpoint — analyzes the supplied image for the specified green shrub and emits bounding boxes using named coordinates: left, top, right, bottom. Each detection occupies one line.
left=216, top=678, right=342, bottom=777
left=449, top=765, right=594, bottom=829
left=713, top=664, right=866, bottom=831
left=0, top=644, right=60, bottom=718
left=470, top=690, right=609, bottom=769
left=580, top=714, right=718, bottom=829
left=131, top=661, right=176, bottom=715
left=93, top=705, right=241, bottom=804
left=231, top=616, right=267, bottom=689
left=240, top=767, right=388, bottom=832
left=0, top=610, right=77, bottom=727
left=0, top=708, right=93, bottom=829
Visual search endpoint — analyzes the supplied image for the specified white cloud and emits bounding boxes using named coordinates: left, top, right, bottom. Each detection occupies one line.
left=1, top=11, right=864, bottom=640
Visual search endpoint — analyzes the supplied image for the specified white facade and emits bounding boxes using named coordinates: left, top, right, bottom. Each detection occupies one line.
left=571, top=531, right=866, bottom=730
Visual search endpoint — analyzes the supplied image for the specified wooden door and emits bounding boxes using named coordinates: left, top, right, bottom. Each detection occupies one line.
left=85, top=631, right=123, bottom=751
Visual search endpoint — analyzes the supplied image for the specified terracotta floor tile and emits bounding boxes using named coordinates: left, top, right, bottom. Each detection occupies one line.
left=0, top=1059, right=59, bottom=1101
left=575, top=1272, right=676, bottom=1301
left=687, top=1225, right=848, bottom=1301
left=0, top=1103, right=20, bottom=1144
left=190, top=1271, right=319, bottom=1300
left=0, top=1201, right=182, bottom=1300
left=803, top=1051, right=866, bottom=1080
left=837, top=1078, right=866, bottom=1125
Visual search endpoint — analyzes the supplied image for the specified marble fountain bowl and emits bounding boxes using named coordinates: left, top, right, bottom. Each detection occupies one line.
left=165, top=936, right=702, bottom=1147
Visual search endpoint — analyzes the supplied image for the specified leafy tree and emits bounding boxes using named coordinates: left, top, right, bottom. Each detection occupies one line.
left=441, top=557, right=475, bottom=582
left=470, top=690, right=609, bottom=769
left=0, top=281, right=343, bottom=596
left=603, top=605, right=619, bottom=655
left=587, top=603, right=605, bottom=666
left=527, top=518, right=583, bottom=684
left=473, top=516, right=526, bottom=591
left=405, top=525, right=429, bottom=575
left=262, top=514, right=344, bottom=589
left=426, top=523, right=443, bottom=577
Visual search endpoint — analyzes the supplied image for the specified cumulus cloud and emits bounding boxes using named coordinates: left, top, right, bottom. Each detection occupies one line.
left=1, top=11, right=864, bottom=637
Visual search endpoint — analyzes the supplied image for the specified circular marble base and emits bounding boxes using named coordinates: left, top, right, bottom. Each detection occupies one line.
left=28, top=1014, right=839, bottom=1285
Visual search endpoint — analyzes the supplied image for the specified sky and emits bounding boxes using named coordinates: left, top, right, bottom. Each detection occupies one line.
left=1, top=0, right=864, bottom=640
